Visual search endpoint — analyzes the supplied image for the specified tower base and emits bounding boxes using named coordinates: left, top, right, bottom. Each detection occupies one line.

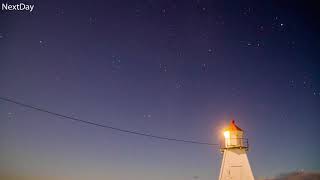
left=219, top=148, right=254, bottom=180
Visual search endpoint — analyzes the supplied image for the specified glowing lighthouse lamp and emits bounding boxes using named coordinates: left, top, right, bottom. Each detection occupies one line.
left=218, top=120, right=255, bottom=180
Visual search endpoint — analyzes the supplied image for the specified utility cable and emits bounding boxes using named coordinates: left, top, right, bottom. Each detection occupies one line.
left=0, top=96, right=219, bottom=146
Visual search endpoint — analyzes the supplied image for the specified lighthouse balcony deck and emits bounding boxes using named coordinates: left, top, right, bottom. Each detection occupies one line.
left=220, top=138, right=249, bottom=151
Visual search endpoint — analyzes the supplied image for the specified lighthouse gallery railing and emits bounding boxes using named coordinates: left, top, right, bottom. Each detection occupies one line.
left=220, top=138, right=249, bottom=151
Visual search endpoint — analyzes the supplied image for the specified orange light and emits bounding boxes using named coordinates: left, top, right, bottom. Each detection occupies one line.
left=224, top=131, right=230, bottom=138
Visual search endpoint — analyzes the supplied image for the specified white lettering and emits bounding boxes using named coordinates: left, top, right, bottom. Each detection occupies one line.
left=1, top=3, right=34, bottom=12
left=20, top=3, right=26, bottom=10
left=2, top=3, right=8, bottom=10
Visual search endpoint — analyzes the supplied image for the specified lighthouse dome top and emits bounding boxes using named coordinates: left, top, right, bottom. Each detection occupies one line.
left=225, top=120, right=243, bottom=131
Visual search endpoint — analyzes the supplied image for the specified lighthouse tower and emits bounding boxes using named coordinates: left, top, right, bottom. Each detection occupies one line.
left=218, top=120, right=254, bottom=180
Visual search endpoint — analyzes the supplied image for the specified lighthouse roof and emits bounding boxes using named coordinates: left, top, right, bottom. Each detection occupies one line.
left=226, top=120, right=243, bottom=131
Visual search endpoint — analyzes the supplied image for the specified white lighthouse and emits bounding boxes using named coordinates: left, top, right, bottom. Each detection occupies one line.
left=218, top=120, right=254, bottom=180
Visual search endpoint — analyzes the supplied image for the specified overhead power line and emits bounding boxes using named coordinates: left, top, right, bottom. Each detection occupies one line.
left=0, top=96, right=219, bottom=146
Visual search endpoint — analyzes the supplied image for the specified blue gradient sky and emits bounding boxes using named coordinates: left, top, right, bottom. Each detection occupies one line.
left=1, top=0, right=320, bottom=179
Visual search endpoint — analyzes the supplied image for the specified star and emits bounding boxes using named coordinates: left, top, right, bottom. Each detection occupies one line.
left=258, top=25, right=264, bottom=32
left=201, top=63, right=208, bottom=72
left=39, top=40, right=47, bottom=47
left=162, top=9, right=166, bottom=15
left=56, top=8, right=65, bottom=16
left=111, top=56, right=121, bottom=72
left=160, top=63, right=168, bottom=72
left=175, top=80, right=183, bottom=89
left=89, top=17, right=96, bottom=24
left=288, top=41, right=296, bottom=48
left=289, top=80, right=295, bottom=88
left=135, top=9, right=141, bottom=16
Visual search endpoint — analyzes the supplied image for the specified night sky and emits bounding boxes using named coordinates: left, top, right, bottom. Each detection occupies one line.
left=1, top=0, right=320, bottom=179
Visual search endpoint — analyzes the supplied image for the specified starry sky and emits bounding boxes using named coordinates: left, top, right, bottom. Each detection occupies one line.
left=0, top=0, right=320, bottom=179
